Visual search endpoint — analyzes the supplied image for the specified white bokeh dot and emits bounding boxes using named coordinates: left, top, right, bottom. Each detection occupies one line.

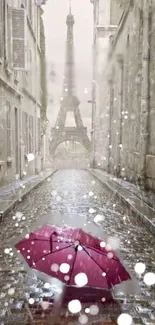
left=51, top=263, right=59, bottom=272
left=8, top=288, right=15, bottom=296
left=100, top=241, right=106, bottom=248
left=94, top=214, right=105, bottom=223
left=60, top=263, right=70, bottom=274
left=78, top=314, right=88, bottom=324
left=29, top=298, right=35, bottom=305
left=143, top=272, right=155, bottom=286
left=107, top=252, right=113, bottom=259
left=117, top=313, right=132, bottom=325
left=68, top=254, right=73, bottom=260
left=89, top=305, right=99, bottom=316
left=41, top=301, right=49, bottom=310
left=64, top=275, right=70, bottom=281
left=134, top=262, right=146, bottom=275
left=68, top=299, right=82, bottom=313
left=74, top=273, right=88, bottom=287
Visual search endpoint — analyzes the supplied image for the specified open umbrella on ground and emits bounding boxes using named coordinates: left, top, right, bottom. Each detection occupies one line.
left=15, top=225, right=130, bottom=295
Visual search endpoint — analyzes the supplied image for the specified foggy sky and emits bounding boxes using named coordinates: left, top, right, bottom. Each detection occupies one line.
left=43, top=0, right=93, bottom=130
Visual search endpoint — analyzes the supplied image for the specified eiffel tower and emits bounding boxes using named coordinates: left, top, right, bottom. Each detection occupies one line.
left=50, top=0, right=91, bottom=155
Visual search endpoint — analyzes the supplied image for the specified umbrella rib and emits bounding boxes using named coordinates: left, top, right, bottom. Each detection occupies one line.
left=26, top=238, right=72, bottom=244
left=30, top=244, right=73, bottom=266
left=68, top=248, right=78, bottom=286
left=82, top=245, right=111, bottom=286
left=84, top=245, right=118, bottom=261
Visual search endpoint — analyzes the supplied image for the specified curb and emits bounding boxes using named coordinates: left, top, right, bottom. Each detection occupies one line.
left=0, top=169, right=57, bottom=219
left=89, top=169, right=155, bottom=238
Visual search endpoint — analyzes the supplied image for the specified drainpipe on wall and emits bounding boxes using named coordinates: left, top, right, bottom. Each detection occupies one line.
left=116, top=54, right=124, bottom=177
left=107, top=75, right=113, bottom=174
left=140, top=0, right=150, bottom=188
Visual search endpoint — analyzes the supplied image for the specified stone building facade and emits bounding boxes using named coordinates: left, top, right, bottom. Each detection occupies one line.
left=0, top=0, right=47, bottom=186
left=91, top=0, right=155, bottom=191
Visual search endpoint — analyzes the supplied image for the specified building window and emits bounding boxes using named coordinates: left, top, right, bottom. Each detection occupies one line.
left=6, top=100, right=12, bottom=158
left=22, top=111, right=28, bottom=154
left=29, top=115, right=33, bottom=153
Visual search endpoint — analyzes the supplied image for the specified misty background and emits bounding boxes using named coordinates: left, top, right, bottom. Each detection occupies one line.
left=43, top=0, right=93, bottom=133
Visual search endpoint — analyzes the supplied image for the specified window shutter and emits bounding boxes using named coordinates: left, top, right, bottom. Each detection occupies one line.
left=5, top=5, right=12, bottom=68
left=22, top=111, right=28, bottom=153
left=37, top=118, right=41, bottom=153
left=12, top=8, right=26, bottom=70
left=6, top=100, right=12, bottom=158
left=0, top=0, right=5, bottom=59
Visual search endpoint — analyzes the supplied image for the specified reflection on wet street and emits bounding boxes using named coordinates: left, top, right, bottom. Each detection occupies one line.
left=0, top=170, right=155, bottom=324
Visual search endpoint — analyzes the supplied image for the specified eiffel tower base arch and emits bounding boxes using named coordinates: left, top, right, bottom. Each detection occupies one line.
left=50, top=127, right=91, bottom=156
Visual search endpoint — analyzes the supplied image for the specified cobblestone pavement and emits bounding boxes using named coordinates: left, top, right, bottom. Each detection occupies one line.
left=0, top=170, right=155, bottom=324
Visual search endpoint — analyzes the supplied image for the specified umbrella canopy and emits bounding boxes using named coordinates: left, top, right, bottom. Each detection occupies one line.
left=15, top=225, right=130, bottom=290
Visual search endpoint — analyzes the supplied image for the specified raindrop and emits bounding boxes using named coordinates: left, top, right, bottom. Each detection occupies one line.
left=8, top=288, right=15, bottom=296
left=51, top=263, right=59, bottom=272
left=94, top=214, right=105, bottom=223
left=117, top=313, right=132, bottom=325
left=74, top=273, right=88, bottom=287
left=91, top=180, right=95, bottom=185
left=15, top=174, right=19, bottom=180
left=107, top=252, right=113, bottom=259
left=44, top=283, right=51, bottom=289
left=100, top=241, right=106, bottom=248
left=22, top=216, right=26, bottom=220
left=16, top=211, right=23, bottom=220
left=101, top=297, right=106, bottom=302
left=85, top=308, right=90, bottom=313
left=64, top=275, right=70, bottom=281
left=27, top=153, right=35, bottom=162
left=12, top=216, right=16, bottom=220
left=78, top=245, right=83, bottom=251
left=89, top=208, right=96, bottom=214
left=68, top=254, right=73, bottom=260
left=68, top=299, right=82, bottom=313
left=56, top=196, right=62, bottom=202
left=143, top=272, right=155, bottom=286
left=41, top=301, right=49, bottom=310
left=89, top=305, right=99, bottom=315
left=89, top=191, right=94, bottom=197
left=4, top=248, right=10, bottom=254
left=107, top=237, right=120, bottom=250
left=102, top=272, right=106, bottom=277
left=25, top=234, right=30, bottom=239
left=60, top=263, right=70, bottom=274
left=51, top=190, right=57, bottom=197
left=47, top=177, right=51, bottom=182
left=27, top=256, right=30, bottom=260
left=15, top=223, right=19, bottom=227
left=134, top=262, right=146, bottom=275
left=78, top=314, right=88, bottom=324
left=29, top=298, right=35, bottom=305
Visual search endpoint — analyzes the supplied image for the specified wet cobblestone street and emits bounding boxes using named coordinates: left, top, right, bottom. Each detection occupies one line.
left=0, top=170, right=155, bottom=324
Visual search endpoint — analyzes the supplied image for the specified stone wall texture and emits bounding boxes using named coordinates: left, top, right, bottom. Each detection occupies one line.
left=93, top=0, right=155, bottom=191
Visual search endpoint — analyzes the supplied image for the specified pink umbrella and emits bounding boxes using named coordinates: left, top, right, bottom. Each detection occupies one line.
left=15, top=225, right=130, bottom=293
